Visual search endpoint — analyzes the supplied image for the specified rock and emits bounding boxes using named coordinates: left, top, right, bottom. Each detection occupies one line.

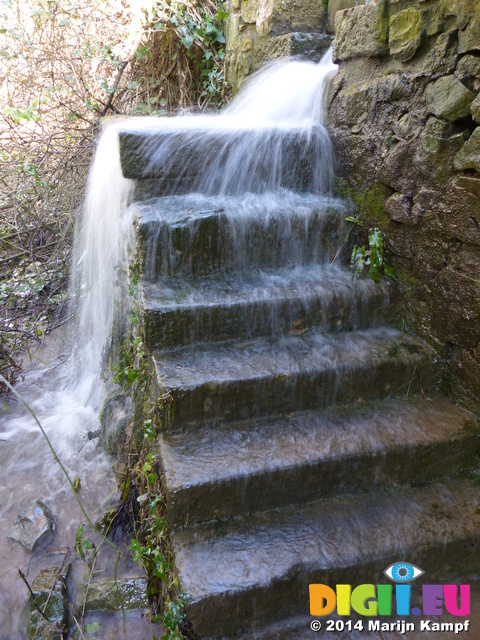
left=333, top=2, right=389, bottom=62
left=394, top=112, right=422, bottom=141
left=425, top=115, right=453, bottom=138
left=456, top=54, right=480, bottom=78
left=77, top=578, right=149, bottom=612
left=9, top=500, right=55, bottom=552
left=425, top=75, right=475, bottom=121
left=28, top=564, right=70, bottom=640
left=100, top=392, right=132, bottom=457
left=454, top=127, right=480, bottom=172
left=385, top=192, right=420, bottom=225
left=471, top=95, right=480, bottom=122
left=457, top=7, right=480, bottom=54
left=389, top=8, right=424, bottom=62
left=414, top=187, right=439, bottom=209
left=425, top=30, right=458, bottom=75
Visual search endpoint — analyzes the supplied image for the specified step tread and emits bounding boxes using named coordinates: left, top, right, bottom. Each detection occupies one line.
left=173, top=480, right=480, bottom=602
left=152, top=328, right=437, bottom=389
left=141, top=264, right=388, bottom=310
left=134, top=191, right=347, bottom=227
left=161, top=394, right=478, bottom=494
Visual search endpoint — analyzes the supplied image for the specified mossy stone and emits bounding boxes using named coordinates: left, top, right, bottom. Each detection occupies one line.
left=425, top=75, right=475, bottom=122
left=471, top=94, right=480, bottom=123
left=456, top=54, right=480, bottom=78
left=454, top=127, right=480, bottom=172
left=28, top=565, right=70, bottom=640
left=389, top=8, right=424, bottom=62
left=333, top=1, right=389, bottom=62
left=78, top=578, right=149, bottom=611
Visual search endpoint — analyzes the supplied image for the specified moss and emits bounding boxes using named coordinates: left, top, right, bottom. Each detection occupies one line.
left=333, top=177, right=393, bottom=227
left=375, top=0, right=390, bottom=45
left=443, top=367, right=480, bottom=418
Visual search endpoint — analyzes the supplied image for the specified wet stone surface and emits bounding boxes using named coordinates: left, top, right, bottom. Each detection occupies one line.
left=27, top=562, right=70, bottom=640
left=77, top=578, right=149, bottom=612
left=9, top=499, right=55, bottom=552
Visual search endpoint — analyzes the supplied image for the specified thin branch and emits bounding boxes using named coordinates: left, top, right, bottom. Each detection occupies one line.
left=18, top=569, right=51, bottom=623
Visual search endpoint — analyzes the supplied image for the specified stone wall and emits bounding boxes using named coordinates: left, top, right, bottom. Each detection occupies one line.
left=224, top=0, right=332, bottom=91
left=328, top=0, right=480, bottom=413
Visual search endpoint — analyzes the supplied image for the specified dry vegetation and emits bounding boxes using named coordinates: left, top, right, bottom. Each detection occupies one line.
left=0, top=0, right=228, bottom=392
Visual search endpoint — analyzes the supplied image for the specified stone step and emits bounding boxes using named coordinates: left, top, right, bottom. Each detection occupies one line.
left=160, top=394, right=479, bottom=526
left=142, top=265, right=390, bottom=349
left=233, top=587, right=480, bottom=640
left=172, top=480, right=480, bottom=638
left=119, top=125, right=333, bottom=196
left=152, top=328, right=441, bottom=430
left=134, top=193, right=348, bottom=279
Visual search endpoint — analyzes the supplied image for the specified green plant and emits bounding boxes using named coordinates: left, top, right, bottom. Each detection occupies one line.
left=124, top=404, right=190, bottom=639
left=346, top=217, right=396, bottom=282
left=143, top=0, right=230, bottom=108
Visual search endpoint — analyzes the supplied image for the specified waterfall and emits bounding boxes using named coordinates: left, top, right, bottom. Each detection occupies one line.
left=70, top=48, right=338, bottom=402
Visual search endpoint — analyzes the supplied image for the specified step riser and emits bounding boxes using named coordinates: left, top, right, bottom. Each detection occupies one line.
left=120, top=127, right=333, bottom=196
left=164, top=435, right=479, bottom=526
left=143, top=289, right=389, bottom=349
left=154, top=355, right=442, bottom=431
left=137, top=207, right=347, bottom=280
left=183, top=539, right=480, bottom=638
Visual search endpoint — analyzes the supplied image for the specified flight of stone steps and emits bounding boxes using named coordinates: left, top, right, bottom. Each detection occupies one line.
left=119, top=127, right=480, bottom=639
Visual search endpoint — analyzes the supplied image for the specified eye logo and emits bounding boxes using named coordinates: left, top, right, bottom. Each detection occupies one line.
left=384, top=562, right=424, bottom=583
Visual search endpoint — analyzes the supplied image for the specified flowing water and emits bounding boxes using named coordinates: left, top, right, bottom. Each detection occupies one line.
left=0, top=50, right=341, bottom=636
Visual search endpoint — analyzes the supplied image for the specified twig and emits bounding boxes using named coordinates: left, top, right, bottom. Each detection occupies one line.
left=18, top=569, right=51, bottom=623
left=72, top=615, right=86, bottom=640
left=406, top=364, right=430, bottom=400
left=331, top=226, right=353, bottom=265
left=100, top=60, right=129, bottom=117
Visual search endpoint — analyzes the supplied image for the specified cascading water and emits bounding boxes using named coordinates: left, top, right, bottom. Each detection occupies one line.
left=1, top=39, right=478, bottom=639
left=0, top=49, right=342, bottom=638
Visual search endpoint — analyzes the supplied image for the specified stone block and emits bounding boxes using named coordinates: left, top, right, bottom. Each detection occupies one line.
left=424, top=30, right=458, bottom=75
left=471, top=94, right=480, bottom=123
left=456, top=54, right=480, bottom=78
left=327, top=0, right=362, bottom=32
left=241, top=0, right=257, bottom=24
left=333, top=2, right=389, bottom=62
left=441, top=0, right=478, bottom=31
left=254, top=32, right=332, bottom=65
left=454, top=127, right=480, bottom=172
left=389, top=8, right=424, bottom=62
left=457, top=3, right=480, bottom=54
left=425, top=75, right=475, bottom=121
left=257, top=0, right=326, bottom=37
left=78, top=578, right=149, bottom=611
